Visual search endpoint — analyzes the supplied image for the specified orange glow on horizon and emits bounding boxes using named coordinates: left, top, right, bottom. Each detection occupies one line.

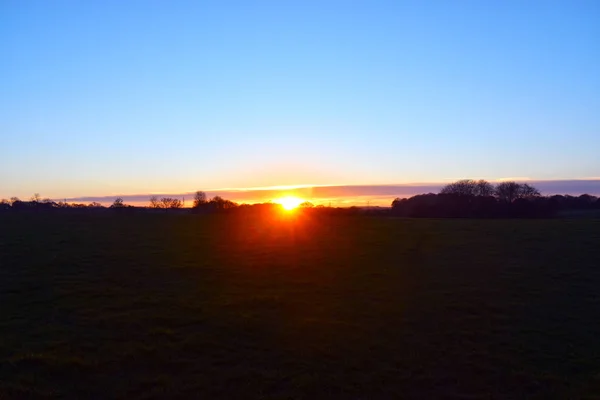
left=274, top=196, right=305, bottom=211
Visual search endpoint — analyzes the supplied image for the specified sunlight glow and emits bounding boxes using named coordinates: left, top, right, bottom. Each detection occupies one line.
left=275, top=196, right=304, bottom=211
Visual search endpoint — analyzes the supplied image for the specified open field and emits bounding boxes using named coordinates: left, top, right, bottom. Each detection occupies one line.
left=1, top=214, right=600, bottom=399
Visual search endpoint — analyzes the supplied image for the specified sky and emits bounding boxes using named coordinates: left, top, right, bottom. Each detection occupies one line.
left=1, top=0, right=599, bottom=203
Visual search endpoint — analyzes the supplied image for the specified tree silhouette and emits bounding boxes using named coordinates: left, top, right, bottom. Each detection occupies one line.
left=170, top=198, right=183, bottom=209
left=31, top=193, right=41, bottom=203
left=0, top=199, right=10, bottom=211
left=392, top=179, right=547, bottom=218
left=299, top=201, right=315, bottom=208
left=495, top=181, right=540, bottom=203
left=193, top=191, right=207, bottom=208
left=392, top=197, right=405, bottom=209
left=520, top=183, right=541, bottom=198
left=495, top=182, right=521, bottom=203
left=440, top=179, right=478, bottom=196
left=440, top=179, right=495, bottom=197
left=475, top=180, right=495, bottom=197
left=160, top=197, right=182, bottom=209
left=111, top=198, right=125, bottom=208
left=210, top=196, right=237, bottom=211
left=149, top=196, right=160, bottom=208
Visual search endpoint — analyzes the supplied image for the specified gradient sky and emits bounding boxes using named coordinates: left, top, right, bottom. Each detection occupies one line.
left=1, top=0, right=599, bottom=200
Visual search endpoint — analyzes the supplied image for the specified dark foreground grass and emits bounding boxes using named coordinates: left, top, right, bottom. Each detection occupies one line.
left=1, top=213, right=600, bottom=399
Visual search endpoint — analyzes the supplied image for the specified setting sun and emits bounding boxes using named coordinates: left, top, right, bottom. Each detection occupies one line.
left=275, top=196, right=304, bottom=211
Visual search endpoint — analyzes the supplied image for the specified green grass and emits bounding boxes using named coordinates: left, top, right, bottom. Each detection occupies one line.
left=1, top=213, right=600, bottom=399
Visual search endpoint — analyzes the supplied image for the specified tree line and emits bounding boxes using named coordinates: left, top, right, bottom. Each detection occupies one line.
left=391, top=179, right=600, bottom=218
left=0, top=194, right=104, bottom=211
left=2, top=182, right=599, bottom=218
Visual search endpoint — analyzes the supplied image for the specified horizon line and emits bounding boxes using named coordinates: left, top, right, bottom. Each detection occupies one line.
left=49, top=177, right=600, bottom=200
left=7, top=178, right=593, bottom=207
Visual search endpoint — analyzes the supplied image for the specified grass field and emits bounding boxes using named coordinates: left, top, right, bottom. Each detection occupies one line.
left=1, top=213, right=600, bottom=399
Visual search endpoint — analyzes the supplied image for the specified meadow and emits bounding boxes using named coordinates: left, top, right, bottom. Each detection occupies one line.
left=1, top=213, right=600, bottom=399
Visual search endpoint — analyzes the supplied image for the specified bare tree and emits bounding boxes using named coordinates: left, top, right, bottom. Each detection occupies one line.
left=495, top=182, right=521, bottom=203
left=440, top=179, right=495, bottom=197
left=160, top=197, right=171, bottom=209
left=149, top=196, right=160, bottom=208
left=160, top=197, right=182, bottom=209
left=89, top=202, right=103, bottom=208
left=9, top=197, right=20, bottom=205
left=31, top=193, right=41, bottom=203
left=495, top=181, right=541, bottom=203
left=111, top=197, right=125, bottom=208
left=475, top=180, right=495, bottom=197
left=520, top=183, right=541, bottom=198
left=193, top=191, right=207, bottom=208
left=170, top=199, right=183, bottom=209
left=440, top=179, right=478, bottom=196
left=299, top=201, right=315, bottom=208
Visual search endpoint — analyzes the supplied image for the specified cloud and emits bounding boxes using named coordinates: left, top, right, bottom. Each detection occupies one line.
left=496, top=177, right=532, bottom=182
left=530, top=179, right=600, bottom=195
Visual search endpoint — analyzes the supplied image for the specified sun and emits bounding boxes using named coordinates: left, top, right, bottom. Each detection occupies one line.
left=275, top=196, right=304, bottom=211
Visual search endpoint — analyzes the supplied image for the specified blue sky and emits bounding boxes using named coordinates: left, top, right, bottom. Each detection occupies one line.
left=1, top=0, right=599, bottom=200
